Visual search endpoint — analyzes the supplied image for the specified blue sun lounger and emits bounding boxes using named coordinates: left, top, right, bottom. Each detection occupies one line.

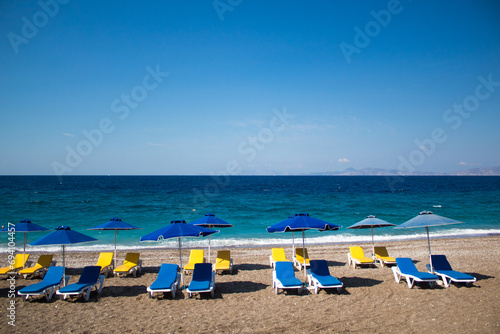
left=18, top=266, right=69, bottom=301
left=56, top=266, right=105, bottom=301
left=272, top=261, right=303, bottom=295
left=147, top=263, right=181, bottom=298
left=307, top=260, right=343, bottom=294
left=186, top=263, right=215, bottom=298
left=427, top=255, right=476, bottom=287
left=392, top=257, right=439, bottom=289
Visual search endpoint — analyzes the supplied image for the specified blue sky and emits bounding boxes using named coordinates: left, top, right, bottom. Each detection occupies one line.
left=1, top=1, right=499, bottom=175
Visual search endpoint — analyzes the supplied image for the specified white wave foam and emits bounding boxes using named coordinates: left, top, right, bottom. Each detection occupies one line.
left=1, top=228, right=499, bottom=253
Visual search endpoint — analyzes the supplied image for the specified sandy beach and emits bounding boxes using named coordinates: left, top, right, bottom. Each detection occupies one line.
left=1, top=236, right=499, bottom=333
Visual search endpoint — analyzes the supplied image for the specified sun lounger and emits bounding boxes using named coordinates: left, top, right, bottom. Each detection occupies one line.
left=269, top=248, right=290, bottom=268
left=18, top=266, right=69, bottom=301
left=18, top=254, right=55, bottom=279
left=293, top=247, right=311, bottom=271
left=374, top=247, right=397, bottom=267
left=95, top=252, right=114, bottom=277
left=392, top=257, right=439, bottom=288
left=347, top=246, right=374, bottom=269
left=56, top=266, right=105, bottom=301
left=214, top=250, right=233, bottom=274
left=272, top=261, right=303, bottom=295
left=186, top=263, right=215, bottom=298
left=0, top=254, right=30, bottom=276
left=183, top=249, right=205, bottom=274
left=147, top=263, right=181, bottom=298
left=113, top=253, right=142, bottom=277
left=307, top=260, right=343, bottom=294
left=427, top=255, right=476, bottom=287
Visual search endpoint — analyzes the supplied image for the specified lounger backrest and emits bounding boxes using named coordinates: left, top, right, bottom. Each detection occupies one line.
left=14, top=254, right=30, bottom=268
left=158, top=263, right=179, bottom=283
left=216, top=250, right=230, bottom=263
left=192, top=263, right=212, bottom=282
left=275, top=261, right=296, bottom=281
left=310, top=260, right=330, bottom=276
left=430, top=255, right=453, bottom=271
left=124, top=253, right=140, bottom=266
left=295, top=248, right=309, bottom=261
left=395, top=258, right=419, bottom=274
left=189, top=250, right=204, bottom=263
left=374, top=247, right=389, bottom=258
left=349, top=246, right=365, bottom=259
left=272, top=248, right=287, bottom=261
left=42, top=266, right=65, bottom=286
left=77, top=266, right=101, bottom=284
left=36, top=254, right=53, bottom=267
left=96, top=252, right=113, bottom=268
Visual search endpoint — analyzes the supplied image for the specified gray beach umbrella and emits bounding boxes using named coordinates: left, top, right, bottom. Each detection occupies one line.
left=395, top=211, right=464, bottom=272
left=189, top=213, right=233, bottom=262
left=347, top=215, right=396, bottom=257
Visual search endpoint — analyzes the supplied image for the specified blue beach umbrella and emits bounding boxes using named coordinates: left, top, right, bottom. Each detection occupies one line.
left=89, top=217, right=141, bottom=268
left=347, top=215, right=396, bottom=257
left=140, top=220, right=219, bottom=273
left=29, top=226, right=98, bottom=286
left=0, top=219, right=51, bottom=268
left=267, top=213, right=342, bottom=280
left=395, top=211, right=464, bottom=272
left=190, top=213, right=233, bottom=262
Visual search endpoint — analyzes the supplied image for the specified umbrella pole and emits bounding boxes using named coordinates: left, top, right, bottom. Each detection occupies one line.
left=62, top=245, right=66, bottom=287
left=371, top=227, right=375, bottom=258
left=292, top=232, right=295, bottom=258
left=178, top=237, right=184, bottom=287
left=114, top=230, right=117, bottom=269
left=208, top=234, right=211, bottom=263
left=426, top=227, right=433, bottom=273
left=23, top=232, right=27, bottom=269
left=302, top=230, right=307, bottom=282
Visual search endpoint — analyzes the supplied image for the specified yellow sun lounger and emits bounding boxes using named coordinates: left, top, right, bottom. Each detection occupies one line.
left=95, top=252, right=114, bottom=277
left=214, top=250, right=233, bottom=274
left=0, top=254, right=30, bottom=276
left=19, top=254, right=54, bottom=279
left=347, top=246, right=374, bottom=269
left=113, top=253, right=142, bottom=277
left=183, top=249, right=205, bottom=274
left=293, top=248, right=311, bottom=271
left=269, top=248, right=290, bottom=268
left=374, top=247, right=397, bottom=267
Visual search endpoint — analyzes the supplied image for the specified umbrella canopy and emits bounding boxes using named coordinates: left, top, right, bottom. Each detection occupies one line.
left=347, top=215, right=396, bottom=256
left=190, top=213, right=233, bottom=262
left=29, top=226, right=98, bottom=286
left=395, top=211, right=464, bottom=272
left=267, top=213, right=341, bottom=281
left=140, top=220, right=218, bottom=280
left=0, top=219, right=51, bottom=268
left=89, top=217, right=141, bottom=268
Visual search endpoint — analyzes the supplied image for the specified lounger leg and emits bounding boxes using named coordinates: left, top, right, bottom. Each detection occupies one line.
left=46, top=287, right=55, bottom=301
left=407, top=277, right=414, bottom=289
left=392, top=269, right=401, bottom=284
left=84, top=287, right=92, bottom=301
left=443, top=276, right=450, bottom=288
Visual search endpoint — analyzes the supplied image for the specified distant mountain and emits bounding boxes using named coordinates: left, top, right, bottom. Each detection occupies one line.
left=309, top=166, right=500, bottom=176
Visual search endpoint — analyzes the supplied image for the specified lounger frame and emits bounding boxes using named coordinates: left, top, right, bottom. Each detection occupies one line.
left=307, top=260, right=343, bottom=294
left=186, top=271, right=215, bottom=298
left=272, top=262, right=303, bottom=295
left=56, top=275, right=105, bottom=301
left=147, top=270, right=181, bottom=299
left=18, top=275, right=70, bottom=301
left=392, top=258, right=439, bottom=289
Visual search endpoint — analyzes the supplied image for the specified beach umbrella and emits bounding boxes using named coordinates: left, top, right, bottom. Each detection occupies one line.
left=267, top=213, right=342, bottom=281
left=189, top=213, right=233, bottom=262
left=395, top=211, right=464, bottom=272
left=347, top=215, right=396, bottom=257
left=0, top=219, right=51, bottom=268
left=88, top=217, right=141, bottom=269
left=29, top=226, right=98, bottom=286
left=140, top=220, right=218, bottom=284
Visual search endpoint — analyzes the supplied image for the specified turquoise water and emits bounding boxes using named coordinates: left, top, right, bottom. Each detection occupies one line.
left=1, top=175, right=499, bottom=252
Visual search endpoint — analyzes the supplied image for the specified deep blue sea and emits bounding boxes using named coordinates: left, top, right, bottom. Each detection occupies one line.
left=1, top=175, right=499, bottom=252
